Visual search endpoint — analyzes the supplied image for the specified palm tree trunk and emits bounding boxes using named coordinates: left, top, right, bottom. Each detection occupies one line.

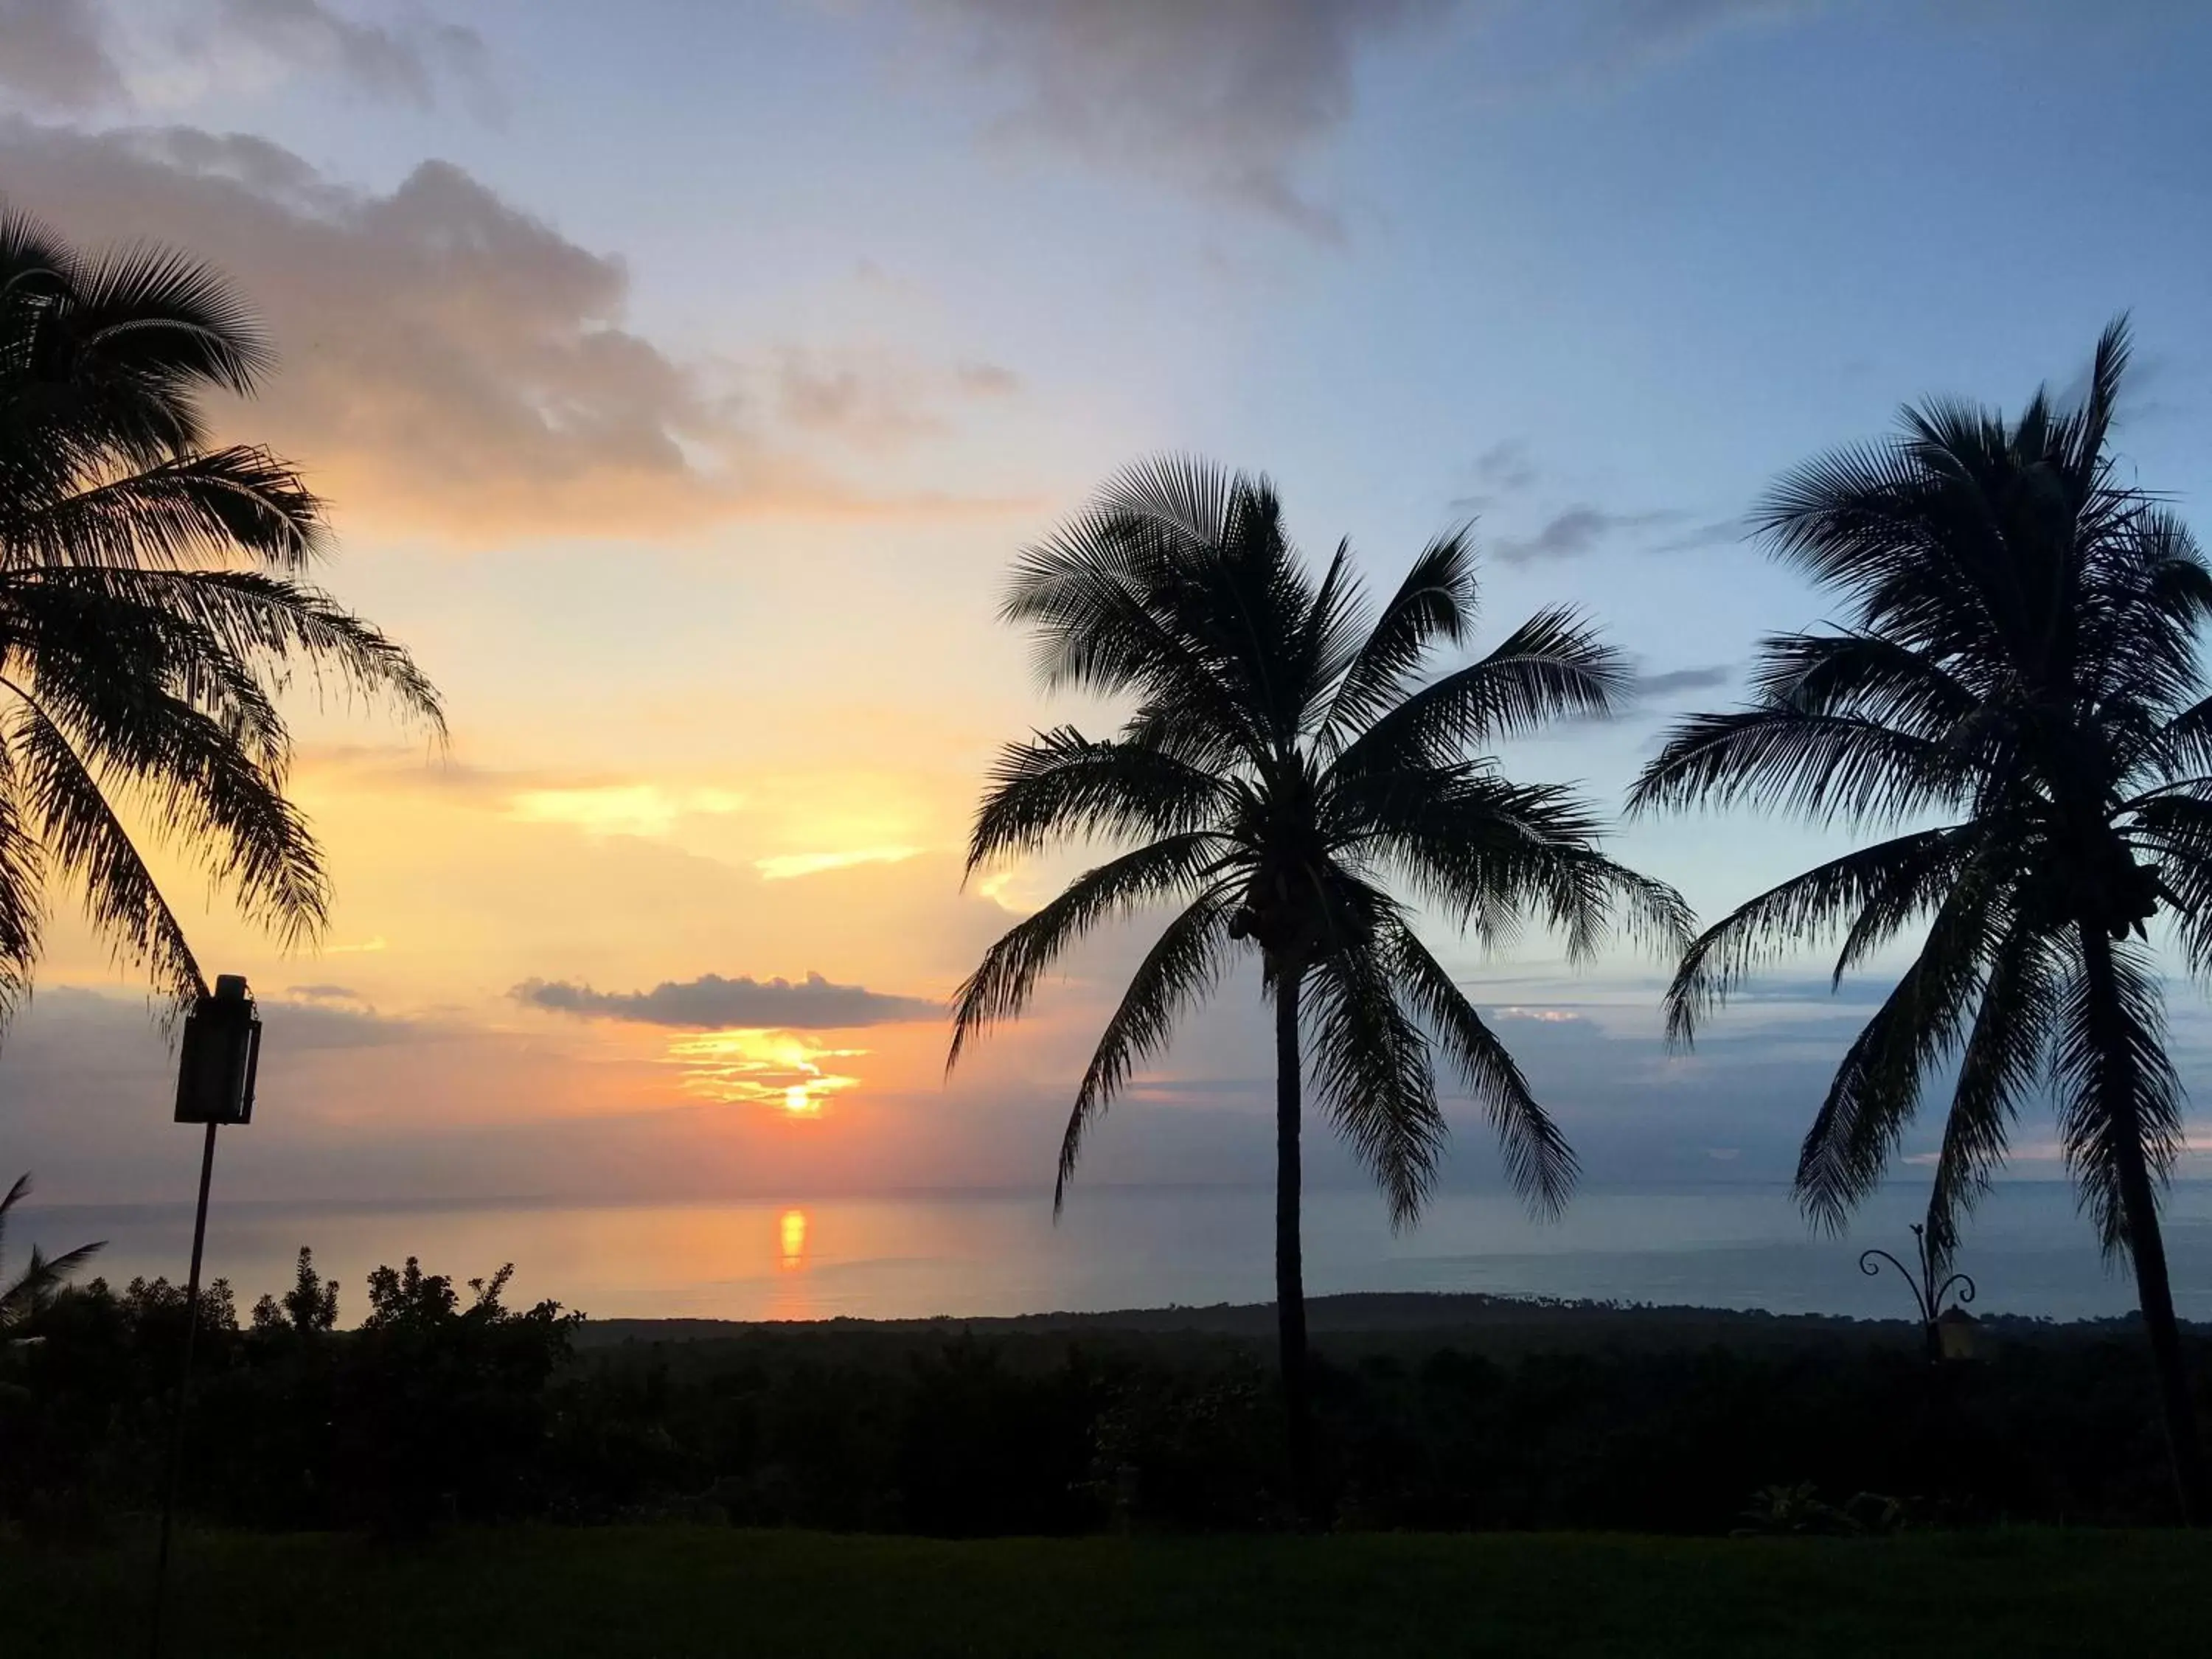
left=1272, top=960, right=1312, bottom=1522
left=2079, top=922, right=2211, bottom=1524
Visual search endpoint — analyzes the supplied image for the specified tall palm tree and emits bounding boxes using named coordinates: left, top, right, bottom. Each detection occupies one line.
left=950, top=457, right=1689, bottom=1511
left=0, top=209, right=442, bottom=1025
left=0, top=1172, right=101, bottom=1335
left=1630, top=319, right=2212, bottom=1521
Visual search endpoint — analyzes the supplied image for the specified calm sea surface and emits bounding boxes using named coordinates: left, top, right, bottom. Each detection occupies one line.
left=18, top=1180, right=2212, bottom=1325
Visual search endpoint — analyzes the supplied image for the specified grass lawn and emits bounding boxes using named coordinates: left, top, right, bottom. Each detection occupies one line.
left=5, top=1525, right=2203, bottom=1658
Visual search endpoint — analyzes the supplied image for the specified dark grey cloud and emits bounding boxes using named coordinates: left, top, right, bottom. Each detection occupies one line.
left=1451, top=437, right=1538, bottom=509
left=1470, top=437, right=1537, bottom=493
left=1492, top=505, right=1684, bottom=566
left=0, top=0, right=122, bottom=111
left=1638, top=664, right=1732, bottom=698
left=512, top=972, right=942, bottom=1031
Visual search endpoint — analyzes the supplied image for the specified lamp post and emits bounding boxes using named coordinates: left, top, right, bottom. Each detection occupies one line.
left=1859, top=1222, right=1977, bottom=1364
left=147, top=974, right=262, bottom=1659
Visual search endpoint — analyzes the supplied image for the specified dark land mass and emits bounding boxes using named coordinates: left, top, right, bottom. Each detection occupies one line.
left=574, top=1290, right=2145, bottom=1357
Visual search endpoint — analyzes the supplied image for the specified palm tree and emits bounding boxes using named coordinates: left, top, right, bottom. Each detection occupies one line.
left=0, top=208, right=442, bottom=1023
left=949, top=457, right=1689, bottom=1512
left=1629, top=319, right=2212, bottom=1521
left=0, top=1172, right=102, bottom=1335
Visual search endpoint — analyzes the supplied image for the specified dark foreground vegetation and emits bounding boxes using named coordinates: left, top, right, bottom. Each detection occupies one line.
left=9, top=1524, right=2212, bottom=1658
left=6, top=1251, right=2208, bottom=1539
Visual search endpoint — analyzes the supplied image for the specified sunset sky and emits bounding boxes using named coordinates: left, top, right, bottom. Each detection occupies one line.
left=5, top=0, right=2212, bottom=1214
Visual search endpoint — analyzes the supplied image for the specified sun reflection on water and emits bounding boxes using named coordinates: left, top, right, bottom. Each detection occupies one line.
left=779, top=1208, right=807, bottom=1270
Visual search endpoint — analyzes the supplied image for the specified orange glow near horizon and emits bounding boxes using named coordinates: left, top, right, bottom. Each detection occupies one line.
left=664, top=1029, right=863, bottom=1111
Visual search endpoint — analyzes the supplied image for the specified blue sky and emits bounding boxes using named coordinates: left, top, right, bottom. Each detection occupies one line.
left=3, top=0, right=2212, bottom=1222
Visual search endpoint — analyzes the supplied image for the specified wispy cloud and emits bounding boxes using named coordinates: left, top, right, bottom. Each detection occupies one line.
left=508, top=785, right=746, bottom=841
left=1492, top=504, right=1685, bottom=565
left=754, top=846, right=925, bottom=882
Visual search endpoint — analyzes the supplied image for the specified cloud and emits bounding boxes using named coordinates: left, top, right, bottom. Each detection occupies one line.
left=775, top=349, right=950, bottom=448
left=0, top=121, right=1015, bottom=538
left=0, top=0, right=123, bottom=111
left=956, top=360, right=1022, bottom=397
left=512, top=971, right=942, bottom=1031
left=915, top=0, right=1450, bottom=240
left=907, top=1, right=1813, bottom=236
left=1638, top=664, right=1732, bottom=698
left=754, top=846, right=925, bottom=881
left=286, top=983, right=361, bottom=1001
left=0, top=1, right=495, bottom=117
left=1491, top=504, right=1684, bottom=565
left=507, top=785, right=747, bottom=841
left=209, top=0, right=493, bottom=112
left=1652, top=515, right=1746, bottom=554
left=1450, top=437, right=1540, bottom=511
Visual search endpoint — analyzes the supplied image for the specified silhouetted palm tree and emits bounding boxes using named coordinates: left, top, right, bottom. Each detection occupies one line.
left=951, top=457, right=1688, bottom=1512
left=0, top=1172, right=101, bottom=1333
left=0, top=209, right=441, bottom=1025
left=1630, top=319, right=2212, bottom=1521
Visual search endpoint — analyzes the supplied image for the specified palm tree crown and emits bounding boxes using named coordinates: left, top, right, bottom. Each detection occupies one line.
left=0, top=209, right=442, bottom=1027
left=951, top=457, right=1689, bottom=1221
left=1629, top=318, right=2212, bottom=1517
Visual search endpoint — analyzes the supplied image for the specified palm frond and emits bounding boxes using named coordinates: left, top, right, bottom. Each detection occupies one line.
left=2054, top=935, right=2184, bottom=1258
left=1305, top=932, right=1445, bottom=1228
left=1055, top=887, right=1238, bottom=1211
left=947, top=833, right=1226, bottom=1072
left=1319, top=529, right=1478, bottom=742
left=967, top=727, right=1228, bottom=874
left=4, top=692, right=204, bottom=1008
left=23, top=567, right=445, bottom=736
left=1335, top=605, right=1627, bottom=772
left=1390, top=920, right=1576, bottom=1217
left=1, top=446, right=327, bottom=574
left=1627, top=706, right=1979, bottom=830
left=1661, top=830, right=1969, bottom=1045
left=69, top=241, right=273, bottom=396
left=18, top=669, right=328, bottom=944
left=0, top=751, right=44, bottom=1030
left=1923, top=919, right=2058, bottom=1267
left=1795, top=875, right=1999, bottom=1232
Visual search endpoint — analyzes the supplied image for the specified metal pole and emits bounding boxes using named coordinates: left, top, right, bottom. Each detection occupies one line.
left=147, top=1120, right=219, bottom=1659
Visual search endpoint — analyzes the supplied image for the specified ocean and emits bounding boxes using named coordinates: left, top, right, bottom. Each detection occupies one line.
left=16, top=1178, right=2212, bottom=1326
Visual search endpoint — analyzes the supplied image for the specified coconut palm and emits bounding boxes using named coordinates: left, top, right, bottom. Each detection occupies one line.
left=0, top=208, right=441, bottom=1025
left=950, top=457, right=1689, bottom=1511
left=1629, top=319, right=2212, bottom=1520
left=0, top=1172, right=102, bottom=1334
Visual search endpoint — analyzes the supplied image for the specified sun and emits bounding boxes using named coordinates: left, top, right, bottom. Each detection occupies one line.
left=782, top=1082, right=821, bottom=1116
